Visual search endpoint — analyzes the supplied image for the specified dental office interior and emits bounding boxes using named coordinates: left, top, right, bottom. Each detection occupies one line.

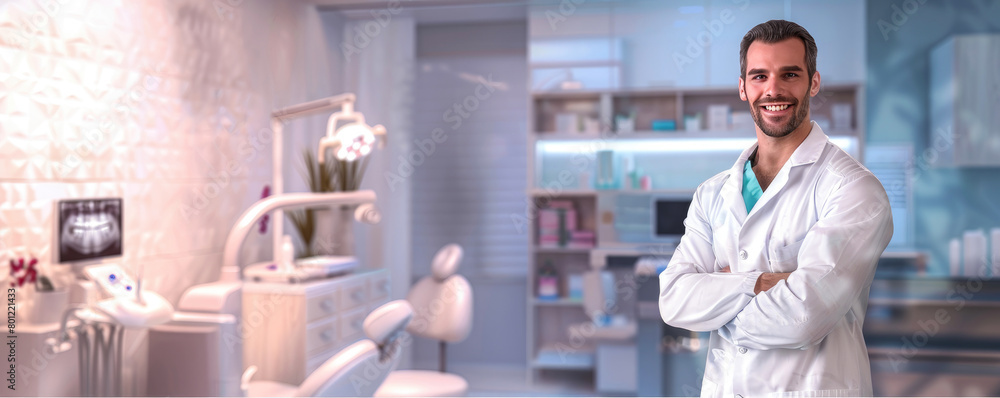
left=2, top=0, right=1000, bottom=396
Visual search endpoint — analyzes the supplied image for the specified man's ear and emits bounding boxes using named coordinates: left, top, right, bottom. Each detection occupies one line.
left=739, top=77, right=747, bottom=101
left=809, top=71, right=821, bottom=97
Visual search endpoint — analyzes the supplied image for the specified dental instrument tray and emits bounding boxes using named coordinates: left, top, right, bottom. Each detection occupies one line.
left=244, top=256, right=359, bottom=283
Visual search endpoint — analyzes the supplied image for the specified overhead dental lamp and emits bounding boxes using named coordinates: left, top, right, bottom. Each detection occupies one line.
left=315, top=99, right=386, bottom=163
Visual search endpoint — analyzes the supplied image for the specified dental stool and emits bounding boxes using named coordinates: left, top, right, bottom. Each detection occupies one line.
left=375, top=244, right=473, bottom=397
left=243, top=300, right=413, bottom=397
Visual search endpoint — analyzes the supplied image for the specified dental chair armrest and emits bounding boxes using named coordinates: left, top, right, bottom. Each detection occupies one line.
left=364, top=300, right=414, bottom=346
left=241, top=366, right=258, bottom=396
left=177, top=281, right=242, bottom=315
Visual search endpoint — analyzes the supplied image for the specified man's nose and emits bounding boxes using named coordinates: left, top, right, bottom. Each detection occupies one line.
left=763, top=76, right=780, bottom=97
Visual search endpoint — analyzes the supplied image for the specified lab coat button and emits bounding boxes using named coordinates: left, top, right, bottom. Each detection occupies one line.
left=739, top=250, right=748, bottom=260
left=739, top=347, right=748, bottom=354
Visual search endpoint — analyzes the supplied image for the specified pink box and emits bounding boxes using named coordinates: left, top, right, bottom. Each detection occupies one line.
left=537, top=205, right=578, bottom=247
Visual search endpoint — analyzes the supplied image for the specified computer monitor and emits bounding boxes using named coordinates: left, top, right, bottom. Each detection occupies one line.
left=57, top=198, right=123, bottom=263
left=652, top=194, right=692, bottom=243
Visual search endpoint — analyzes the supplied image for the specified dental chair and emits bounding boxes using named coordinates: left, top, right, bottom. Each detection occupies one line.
left=242, top=299, right=414, bottom=397
left=375, top=244, right=473, bottom=397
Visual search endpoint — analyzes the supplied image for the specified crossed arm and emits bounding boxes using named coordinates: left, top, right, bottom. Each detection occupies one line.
left=659, top=175, right=893, bottom=349
left=719, top=266, right=789, bottom=295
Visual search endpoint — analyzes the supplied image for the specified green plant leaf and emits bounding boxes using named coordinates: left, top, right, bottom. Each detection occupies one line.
left=297, top=149, right=341, bottom=193
left=36, top=275, right=54, bottom=292
left=287, top=208, right=316, bottom=258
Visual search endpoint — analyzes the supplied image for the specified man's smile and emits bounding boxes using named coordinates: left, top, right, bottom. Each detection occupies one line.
left=757, top=100, right=796, bottom=117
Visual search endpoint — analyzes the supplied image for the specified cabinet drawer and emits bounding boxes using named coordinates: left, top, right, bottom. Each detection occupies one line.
left=339, top=279, right=368, bottom=311
left=305, top=318, right=339, bottom=355
left=368, top=273, right=390, bottom=303
left=339, top=307, right=367, bottom=345
left=306, top=290, right=340, bottom=323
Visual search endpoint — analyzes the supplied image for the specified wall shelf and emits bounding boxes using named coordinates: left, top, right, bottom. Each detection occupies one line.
left=531, top=346, right=596, bottom=370
left=533, top=246, right=592, bottom=254
left=533, top=130, right=860, bottom=141
left=528, top=188, right=598, bottom=197
left=528, top=188, right=702, bottom=197
left=532, top=298, right=584, bottom=307
left=530, top=84, right=864, bottom=139
left=530, top=358, right=595, bottom=371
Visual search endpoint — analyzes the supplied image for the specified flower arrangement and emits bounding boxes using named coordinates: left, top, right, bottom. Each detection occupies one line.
left=8, top=257, right=38, bottom=288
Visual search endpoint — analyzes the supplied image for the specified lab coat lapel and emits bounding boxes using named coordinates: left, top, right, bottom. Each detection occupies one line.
left=721, top=143, right=757, bottom=226
left=745, top=121, right=828, bottom=220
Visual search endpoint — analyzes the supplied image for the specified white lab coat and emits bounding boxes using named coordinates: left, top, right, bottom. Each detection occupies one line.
left=659, top=122, right=893, bottom=397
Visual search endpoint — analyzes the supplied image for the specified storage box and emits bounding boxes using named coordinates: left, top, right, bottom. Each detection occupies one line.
left=556, top=113, right=578, bottom=133
left=651, top=119, right=676, bottom=131
left=707, top=104, right=730, bottom=131
left=731, top=111, right=754, bottom=131
left=832, top=103, right=852, bottom=131
left=538, top=207, right=576, bottom=247
left=684, top=114, right=701, bottom=131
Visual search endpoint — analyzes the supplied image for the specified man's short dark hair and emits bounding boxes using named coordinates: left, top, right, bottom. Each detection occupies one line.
left=739, top=20, right=817, bottom=80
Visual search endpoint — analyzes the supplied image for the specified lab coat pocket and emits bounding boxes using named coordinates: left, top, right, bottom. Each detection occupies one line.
left=768, top=238, right=804, bottom=273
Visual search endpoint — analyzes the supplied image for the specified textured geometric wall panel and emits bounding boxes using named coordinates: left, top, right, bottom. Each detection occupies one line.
left=0, top=0, right=317, bottom=305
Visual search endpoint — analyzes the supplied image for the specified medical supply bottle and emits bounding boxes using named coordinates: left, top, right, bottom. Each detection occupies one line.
left=538, top=260, right=559, bottom=300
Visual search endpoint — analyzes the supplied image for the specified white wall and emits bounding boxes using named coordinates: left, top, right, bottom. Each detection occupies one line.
left=0, top=0, right=336, bottom=394
left=0, top=0, right=337, bottom=299
left=529, top=0, right=865, bottom=88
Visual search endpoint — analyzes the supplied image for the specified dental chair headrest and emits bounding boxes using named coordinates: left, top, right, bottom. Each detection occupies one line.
left=431, top=244, right=463, bottom=281
left=363, top=300, right=413, bottom=346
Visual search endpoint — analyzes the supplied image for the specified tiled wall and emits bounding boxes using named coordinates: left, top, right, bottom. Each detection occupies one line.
left=0, top=0, right=328, bottom=303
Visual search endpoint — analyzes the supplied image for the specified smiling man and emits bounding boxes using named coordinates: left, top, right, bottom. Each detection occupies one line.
left=658, top=20, right=893, bottom=397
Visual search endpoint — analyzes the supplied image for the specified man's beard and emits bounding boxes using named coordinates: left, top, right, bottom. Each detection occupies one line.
left=750, top=83, right=811, bottom=138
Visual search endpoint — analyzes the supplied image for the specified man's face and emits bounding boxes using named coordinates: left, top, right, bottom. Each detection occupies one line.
left=739, top=38, right=820, bottom=138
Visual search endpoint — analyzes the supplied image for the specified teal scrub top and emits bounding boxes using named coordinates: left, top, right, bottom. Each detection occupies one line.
left=742, top=159, right=763, bottom=214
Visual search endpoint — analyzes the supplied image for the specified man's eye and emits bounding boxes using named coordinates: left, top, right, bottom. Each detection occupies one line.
left=752, top=75, right=765, bottom=80
left=785, top=73, right=798, bottom=78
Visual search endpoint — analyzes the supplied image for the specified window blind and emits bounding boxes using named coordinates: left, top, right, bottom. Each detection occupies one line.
left=411, top=23, right=528, bottom=277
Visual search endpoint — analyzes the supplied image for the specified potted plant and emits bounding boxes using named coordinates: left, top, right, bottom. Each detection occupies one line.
left=288, top=149, right=370, bottom=257
left=7, top=257, right=68, bottom=325
left=30, top=274, right=68, bottom=325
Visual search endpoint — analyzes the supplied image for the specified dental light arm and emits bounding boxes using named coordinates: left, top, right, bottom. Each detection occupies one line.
left=222, top=191, right=378, bottom=280
left=272, top=93, right=357, bottom=120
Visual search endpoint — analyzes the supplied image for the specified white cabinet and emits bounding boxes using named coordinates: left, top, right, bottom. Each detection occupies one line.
left=930, top=34, right=1000, bottom=167
left=242, top=269, right=389, bottom=385
left=0, top=322, right=80, bottom=397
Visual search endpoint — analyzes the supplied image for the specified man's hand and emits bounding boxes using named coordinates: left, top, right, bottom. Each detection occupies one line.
left=754, top=272, right=791, bottom=295
left=717, top=266, right=790, bottom=295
